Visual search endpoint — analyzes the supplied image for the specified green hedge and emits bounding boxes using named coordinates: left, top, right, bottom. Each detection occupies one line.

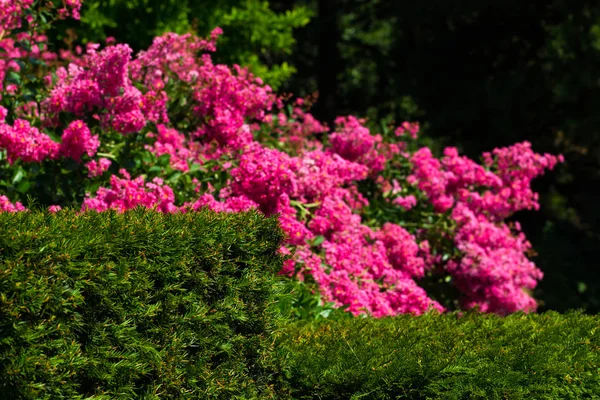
left=2, top=208, right=599, bottom=399
left=274, top=311, right=600, bottom=399
left=0, top=208, right=286, bottom=399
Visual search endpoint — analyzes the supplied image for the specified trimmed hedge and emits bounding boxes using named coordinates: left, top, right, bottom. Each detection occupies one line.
left=0, top=208, right=286, bottom=399
left=2, top=208, right=599, bottom=399
left=274, top=311, right=600, bottom=399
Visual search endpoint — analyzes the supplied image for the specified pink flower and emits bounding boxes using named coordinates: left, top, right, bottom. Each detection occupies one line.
left=0, top=195, right=27, bottom=212
left=0, top=118, right=60, bottom=164
left=86, top=157, right=112, bottom=178
left=393, top=195, right=417, bottom=210
left=59, top=120, right=100, bottom=161
left=394, top=121, right=420, bottom=139
left=82, top=169, right=179, bottom=214
left=48, top=205, right=62, bottom=213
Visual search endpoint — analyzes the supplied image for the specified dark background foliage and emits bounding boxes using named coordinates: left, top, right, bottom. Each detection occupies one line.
left=51, top=0, right=600, bottom=314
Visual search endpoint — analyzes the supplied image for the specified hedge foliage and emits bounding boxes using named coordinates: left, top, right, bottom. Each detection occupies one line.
left=0, top=208, right=286, bottom=399
left=274, top=311, right=600, bottom=399
left=2, top=209, right=599, bottom=399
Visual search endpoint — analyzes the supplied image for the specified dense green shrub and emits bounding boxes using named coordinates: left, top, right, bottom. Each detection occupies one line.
left=0, top=207, right=287, bottom=399
left=275, top=311, right=600, bottom=399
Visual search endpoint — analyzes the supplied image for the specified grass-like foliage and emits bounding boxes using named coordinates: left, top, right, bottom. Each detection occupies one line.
left=0, top=207, right=286, bottom=399
left=274, top=311, right=600, bottom=399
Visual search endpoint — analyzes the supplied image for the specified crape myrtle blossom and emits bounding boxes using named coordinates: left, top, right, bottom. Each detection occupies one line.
left=81, top=169, right=179, bottom=214
left=192, top=57, right=274, bottom=151
left=406, top=143, right=561, bottom=313
left=321, top=224, right=439, bottom=316
left=264, top=105, right=327, bottom=154
left=274, top=194, right=314, bottom=246
left=85, top=157, right=111, bottom=178
left=395, top=121, right=420, bottom=139
left=0, top=194, right=26, bottom=212
left=0, top=107, right=61, bottom=163
left=393, top=194, right=417, bottom=210
left=0, top=0, right=34, bottom=34
left=0, top=109, right=100, bottom=165
left=59, top=120, right=100, bottom=161
left=295, top=150, right=368, bottom=203
left=182, top=193, right=258, bottom=214
left=448, top=203, right=543, bottom=314
left=131, top=30, right=274, bottom=152
left=330, top=116, right=387, bottom=174
left=0, top=4, right=566, bottom=317
left=145, top=124, right=194, bottom=172
left=43, top=44, right=149, bottom=134
left=408, top=143, right=562, bottom=220
left=230, top=142, right=300, bottom=214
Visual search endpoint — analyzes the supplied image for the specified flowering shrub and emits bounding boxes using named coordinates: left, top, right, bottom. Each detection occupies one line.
left=0, top=0, right=564, bottom=318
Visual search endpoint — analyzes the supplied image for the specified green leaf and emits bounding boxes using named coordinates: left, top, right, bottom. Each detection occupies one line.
left=188, top=162, right=202, bottom=173
left=157, top=153, right=171, bottom=167
left=311, top=235, right=325, bottom=247
left=16, top=180, right=32, bottom=193
left=6, top=71, right=21, bottom=85
left=142, top=151, right=154, bottom=164
left=12, top=168, right=25, bottom=184
left=168, top=171, right=182, bottom=184
left=46, top=130, right=61, bottom=142
left=87, top=181, right=102, bottom=194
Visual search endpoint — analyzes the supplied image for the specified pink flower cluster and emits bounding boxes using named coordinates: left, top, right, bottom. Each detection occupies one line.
left=408, top=143, right=561, bottom=218
left=407, top=147, right=455, bottom=212
left=192, top=58, right=274, bottom=150
left=295, top=150, right=368, bottom=202
left=0, top=0, right=34, bottom=33
left=264, top=104, right=327, bottom=154
left=311, top=212, right=442, bottom=317
left=330, top=116, right=386, bottom=173
left=44, top=44, right=149, bottom=134
left=375, top=223, right=430, bottom=279
left=85, top=157, right=111, bottom=178
left=81, top=169, right=178, bottom=214
left=59, top=120, right=99, bottom=161
left=448, top=204, right=542, bottom=314
left=183, top=193, right=258, bottom=214
left=57, top=0, right=82, bottom=20
left=0, top=111, right=60, bottom=163
left=145, top=124, right=195, bottom=172
left=406, top=143, right=562, bottom=312
left=230, top=143, right=299, bottom=214
left=0, top=108, right=101, bottom=164
left=395, top=121, right=420, bottom=139
left=130, top=30, right=273, bottom=151
left=1, top=32, right=59, bottom=99
left=0, top=194, right=26, bottom=212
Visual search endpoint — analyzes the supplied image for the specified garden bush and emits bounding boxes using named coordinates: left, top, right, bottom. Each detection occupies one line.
left=0, top=207, right=288, bottom=398
left=274, top=311, right=600, bottom=399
